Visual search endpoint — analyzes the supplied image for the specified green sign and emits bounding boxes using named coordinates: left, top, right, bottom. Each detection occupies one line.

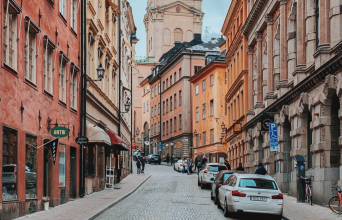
left=51, top=126, right=69, bottom=138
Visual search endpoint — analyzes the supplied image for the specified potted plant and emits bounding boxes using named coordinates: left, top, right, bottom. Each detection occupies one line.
left=42, top=196, right=50, bottom=211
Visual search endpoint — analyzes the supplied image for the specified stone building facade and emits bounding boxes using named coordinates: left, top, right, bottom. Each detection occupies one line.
left=241, top=0, right=342, bottom=205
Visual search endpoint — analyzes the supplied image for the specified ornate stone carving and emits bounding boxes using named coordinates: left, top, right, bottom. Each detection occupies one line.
left=246, top=128, right=253, bottom=142
left=320, top=104, right=325, bottom=117
left=323, top=75, right=339, bottom=98
left=247, top=46, right=254, bottom=55
left=264, top=14, right=273, bottom=25
left=298, top=92, right=310, bottom=113
left=320, top=127, right=325, bottom=142
left=279, top=105, right=289, bottom=124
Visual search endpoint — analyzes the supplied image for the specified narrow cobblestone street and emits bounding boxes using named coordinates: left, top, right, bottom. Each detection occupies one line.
left=96, top=164, right=286, bottom=220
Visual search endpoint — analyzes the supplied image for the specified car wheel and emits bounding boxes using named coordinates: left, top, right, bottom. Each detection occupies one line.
left=198, top=178, right=201, bottom=186
left=217, top=196, right=221, bottom=209
left=223, top=199, right=229, bottom=217
left=174, top=166, right=176, bottom=170
left=273, top=215, right=283, bottom=220
left=211, top=191, right=214, bottom=200
left=200, top=179, right=205, bottom=189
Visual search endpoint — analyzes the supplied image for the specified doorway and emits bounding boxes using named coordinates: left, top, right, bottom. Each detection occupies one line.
left=69, top=147, right=77, bottom=198
left=43, top=140, right=53, bottom=200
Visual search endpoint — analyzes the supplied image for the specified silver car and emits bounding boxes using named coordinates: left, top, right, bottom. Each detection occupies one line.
left=198, top=163, right=227, bottom=189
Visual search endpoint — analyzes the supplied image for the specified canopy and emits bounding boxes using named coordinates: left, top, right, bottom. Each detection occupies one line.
left=86, top=124, right=111, bottom=146
left=105, top=130, right=129, bottom=151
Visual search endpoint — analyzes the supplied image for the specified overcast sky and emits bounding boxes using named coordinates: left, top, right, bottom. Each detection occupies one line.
left=130, top=0, right=232, bottom=58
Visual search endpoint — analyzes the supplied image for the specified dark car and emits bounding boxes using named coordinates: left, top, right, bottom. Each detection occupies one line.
left=146, top=155, right=161, bottom=164
left=211, top=170, right=246, bottom=206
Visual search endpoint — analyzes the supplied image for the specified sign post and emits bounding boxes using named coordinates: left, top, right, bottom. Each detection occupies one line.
left=269, top=122, right=279, bottom=152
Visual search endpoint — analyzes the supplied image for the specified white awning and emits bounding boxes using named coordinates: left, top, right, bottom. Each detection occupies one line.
left=86, top=124, right=111, bottom=146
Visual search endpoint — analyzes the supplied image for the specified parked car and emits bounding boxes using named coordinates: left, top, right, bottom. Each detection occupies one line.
left=173, top=159, right=194, bottom=172
left=198, top=163, right=227, bottom=189
left=146, top=155, right=161, bottom=164
left=211, top=170, right=246, bottom=206
left=218, top=173, right=283, bottom=219
left=2, top=164, right=36, bottom=188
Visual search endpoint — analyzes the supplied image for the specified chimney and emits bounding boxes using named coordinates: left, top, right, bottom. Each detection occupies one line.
left=193, top=33, right=201, bottom=41
left=174, top=41, right=182, bottom=48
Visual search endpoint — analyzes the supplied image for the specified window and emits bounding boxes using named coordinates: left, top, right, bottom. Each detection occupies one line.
left=170, top=119, right=173, bottom=133
left=104, top=59, right=110, bottom=96
left=179, top=68, right=182, bottom=78
left=25, top=134, right=37, bottom=199
left=3, top=4, right=18, bottom=69
left=166, top=121, right=169, bottom=134
left=210, top=74, right=214, bottom=86
left=174, top=116, right=177, bottom=132
left=147, top=101, right=149, bottom=111
left=155, top=85, right=157, bottom=96
left=166, top=79, right=169, bottom=88
left=60, top=0, right=67, bottom=18
left=166, top=99, right=169, bottom=113
left=151, top=107, right=153, bottom=117
left=163, top=81, right=165, bottom=91
left=151, top=87, right=154, bottom=98
left=210, top=100, right=214, bottom=116
left=174, top=72, right=177, bottom=82
left=196, top=84, right=199, bottom=94
left=158, top=122, right=161, bottom=133
left=174, top=94, right=177, bottom=108
left=179, top=90, right=182, bottom=106
left=163, top=122, right=165, bottom=136
left=225, top=72, right=227, bottom=84
left=202, top=79, right=206, bottom=91
left=71, top=0, right=77, bottom=30
left=196, top=136, right=199, bottom=148
left=25, top=29, right=36, bottom=83
left=2, top=126, right=18, bottom=201
left=143, top=103, right=145, bottom=113
left=179, top=114, right=182, bottom=130
left=44, top=39, right=54, bottom=94
left=170, top=75, right=172, bottom=85
left=158, top=103, right=161, bottom=115
left=210, top=129, right=214, bottom=144
left=155, top=105, right=157, bottom=116
left=163, top=101, right=165, bottom=114
left=85, top=145, right=96, bottom=175
left=203, top=132, right=206, bottom=145
left=59, top=143, right=66, bottom=187
left=170, top=97, right=173, bottom=111
left=194, top=66, right=201, bottom=74
left=143, top=88, right=145, bottom=94
left=111, top=70, right=116, bottom=103
left=202, top=103, right=206, bottom=119
left=70, top=65, right=78, bottom=109
left=158, top=83, right=161, bottom=93
left=59, top=55, right=67, bottom=102
left=196, top=107, right=199, bottom=122
left=174, top=28, right=183, bottom=42
left=154, top=123, right=157, bottom=135
left=225, top=102, right=228, bottom=115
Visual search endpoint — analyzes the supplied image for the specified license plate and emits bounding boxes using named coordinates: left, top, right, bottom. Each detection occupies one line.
left=250, top=196, right=267, bottom=202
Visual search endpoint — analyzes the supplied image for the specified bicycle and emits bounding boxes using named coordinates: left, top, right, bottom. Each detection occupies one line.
left=302, top=176, right=313, bottom=205
left=329, top=185, right=342, bottom=215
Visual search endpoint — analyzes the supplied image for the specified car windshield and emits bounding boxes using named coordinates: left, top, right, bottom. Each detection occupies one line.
left=3, top=166, right=15, bottom=172
left=208, top=165, right=227, bottom=172
left=177, top=160, right=182, bottom=163
left=223, top=173, right=232, bottom=181
left=239, top=178, right=278, bottom=190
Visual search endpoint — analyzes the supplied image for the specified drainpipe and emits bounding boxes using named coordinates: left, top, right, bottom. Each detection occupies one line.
left=159, top=73, right=162, bottom=156
left=118, top=0, right=122, bottom=137
left=190, top=50, right=193, bottom=159
left=130, top=30, right=134, bottom=174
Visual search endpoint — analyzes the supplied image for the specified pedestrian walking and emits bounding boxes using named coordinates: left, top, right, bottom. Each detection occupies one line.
left=255, top=162, right=267, bottom=175
left=136, top=159, right=141, bottom=174
left=166, top=154, right=170, bottom=166
left=236, top=162, right=245, bottom=171
left=187, top=158, right=193, bottom=175
left=171, top=156, right=175, bottom=165
left=224, top=159, right=231, bottom=170
left=181, top=158, right=186, bottom=174
left=141, top=157, right=146, bottom=173
left=196, top=157, right=202, bottom=174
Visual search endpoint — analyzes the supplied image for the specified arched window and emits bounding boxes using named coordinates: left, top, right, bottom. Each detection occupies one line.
left=288, top=1, right=297, bottom=76
left=174, top=28, right=183, bottom=42
left=186, top=30, right=193, bottom=42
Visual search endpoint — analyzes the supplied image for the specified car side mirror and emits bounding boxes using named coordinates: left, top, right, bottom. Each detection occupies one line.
left=210, top=178, right=215, bottom=181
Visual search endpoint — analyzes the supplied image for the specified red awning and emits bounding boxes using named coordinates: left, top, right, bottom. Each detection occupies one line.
left=105, top=130, right=129, bottom=151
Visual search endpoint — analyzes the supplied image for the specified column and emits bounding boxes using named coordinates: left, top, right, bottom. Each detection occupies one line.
left=296, top=0, right=306, bottom=66
left=265, top=14, right=275, bottom=105
left=255, top=32, right=264, bottom=112
left=280, top=0, right=288, bottom=82
left=315, top=0, right=330, bottom=67
left=330, top=0, right=342, bottom=47
left=247, top=46, right=255, bottom=122
left=305, top=0, right=316, bottom=67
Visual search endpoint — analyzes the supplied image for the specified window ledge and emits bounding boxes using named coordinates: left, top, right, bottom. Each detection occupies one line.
left=70, top=27, right=77, bottom=38
left=24, top=78, right=38, bottom=91
left=2, top=200, right=19, bottom=203
left=43, top=90, right=54, bottom=100
left=58, top=100, right=67, bottom=108
left=3, top=63, right=18, bottom=77
left=59, top=13, right=67, bottom=26
left=70, top=108, right=78, bottom=114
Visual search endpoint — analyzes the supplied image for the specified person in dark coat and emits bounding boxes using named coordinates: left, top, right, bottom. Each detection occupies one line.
left=236, top=163, right=245, bottom=171
left=201, top=156, right=207, bottom=166
left=224, top=159, right=231, bottom=170
left=136, top=159, right=141, bottom=174
left=255, top=162, right=267, bottom=175
left=166, top=154, right=170, bottom=166
left=141, top=157, right=145, bottom=173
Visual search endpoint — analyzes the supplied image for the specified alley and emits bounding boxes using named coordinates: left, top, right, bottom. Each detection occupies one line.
left=96, top=164, right=285, bottom=220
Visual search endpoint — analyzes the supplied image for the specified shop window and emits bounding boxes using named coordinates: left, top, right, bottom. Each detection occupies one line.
left=59, top=144, right=66, bottom=187
left=2, top=126, right=18, bottom=201
left=85, top=145, right=96, bottom=175
left=25, top=134, right=37, bottom=199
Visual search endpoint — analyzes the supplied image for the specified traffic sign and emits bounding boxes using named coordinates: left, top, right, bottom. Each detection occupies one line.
left=269, top=122, right=279, bottom=152
left=75, top=136, right=89, bottom=145
left=159, top=142, right=162, bottom=151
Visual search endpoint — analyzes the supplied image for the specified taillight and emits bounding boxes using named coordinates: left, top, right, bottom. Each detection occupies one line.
left=272, top=194, right=283, bottom=199
left=203, top=166, right=209, bottom=173
left=218, top=184, right=222, bottom=188
left=14, top=167, right=17, bottom=174
left=180, top=164, right=183, bottom=166
left=223, top=181, right=225, bottom=185
left=232, top=190, right=246, bottom=197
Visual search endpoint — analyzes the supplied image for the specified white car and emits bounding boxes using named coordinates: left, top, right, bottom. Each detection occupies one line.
left=173, top=160, right=194, bottom=172
left=218, top=173, right=283, bottom=219
left=198, top=163, right=227, bottom=189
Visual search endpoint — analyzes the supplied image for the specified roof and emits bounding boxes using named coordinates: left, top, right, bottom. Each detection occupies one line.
left=234, top=173, right=275, bottom=180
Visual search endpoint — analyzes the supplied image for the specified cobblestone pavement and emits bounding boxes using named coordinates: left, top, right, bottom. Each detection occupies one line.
left=96, top=164, right=285, bottom=220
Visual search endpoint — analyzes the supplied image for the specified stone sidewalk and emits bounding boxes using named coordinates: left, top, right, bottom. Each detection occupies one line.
left=283, top=195, right=338, bottom=220
left=16, top=173, right=151, bottom=220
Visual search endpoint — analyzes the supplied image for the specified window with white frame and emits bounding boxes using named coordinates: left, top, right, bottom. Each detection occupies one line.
left=112, top=70, right=116, bottom=103
left=60, top=0, right=67, bottom=18
left=25, top=30, right=36, bottom=83
left=71, top=0, right=77, bottom=31
left=70, top=64, right=78, bottom=109
left=158, top=82, right=161, bottom=93
left=3, top=3, right=19, bottom=69
left=43, top=37, right=55, bottom=94
left=210, top=129, right=214, bottom=144
left=59, top=53, right=68, bottom=102
left=155, top=85, right=157, bottom=96
left=104, top=59, right=110, bottom=96
left=195, top=84, right=199, bottom=94
left=202, top=103, right=206, bottom=119
left=210, top=74, right=214, bottom=86
left=196, top=107, right=199, bottom=122
left=210, top=99, right=214, bottom=116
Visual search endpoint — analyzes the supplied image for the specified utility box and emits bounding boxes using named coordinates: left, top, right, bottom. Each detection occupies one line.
left=294, top=155, right=306, bottom=203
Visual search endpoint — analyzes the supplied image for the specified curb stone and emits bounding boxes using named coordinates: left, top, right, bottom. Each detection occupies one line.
left=88, top=175, right=151, bottom=220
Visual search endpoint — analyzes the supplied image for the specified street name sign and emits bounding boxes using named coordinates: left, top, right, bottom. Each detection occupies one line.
left=75, top=136, right=89, bottom=145
left=51, top=126, right=69, bottom=138
left=269, top=122, right=279, bottom=152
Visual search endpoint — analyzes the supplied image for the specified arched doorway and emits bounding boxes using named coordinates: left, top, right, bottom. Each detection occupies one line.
left=330, top=94, right=340, bottom=168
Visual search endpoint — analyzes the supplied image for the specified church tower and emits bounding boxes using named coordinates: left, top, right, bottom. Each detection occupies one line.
left=144, top=0, right=204, bottom=62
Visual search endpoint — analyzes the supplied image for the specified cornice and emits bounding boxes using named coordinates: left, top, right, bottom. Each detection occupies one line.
left=189, top=61, right=225, bottom=83
left=226, top=29, right=243, bottom=63
left=221, top=0, right=242, bottom=35
left=104, top=33, right=111, bottom=44
left=87, top=19, right=99, bottom=35
left=97, top=35, right=107, bottom=49
left=97, top=19, right=104, bottom=32
left=242, top=0, right=267, bottom=36
left=225, top=70, right=248, bottom=101
left=87, top=1, right=96, bottom=18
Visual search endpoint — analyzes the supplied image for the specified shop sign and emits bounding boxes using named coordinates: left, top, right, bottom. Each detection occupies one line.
left=177, top=142, right=181, bottom=148
left=75, top=136, right=89, bottom=145
left=51, top=126, right=69, bottom=138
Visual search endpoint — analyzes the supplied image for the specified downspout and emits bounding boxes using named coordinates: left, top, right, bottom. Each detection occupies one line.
left=118, top=0, right=122, bottom=137
left=159, top=73, right=162, bottom=155
left=130, top=30, right=134, bottom=174
left=190, top=50, right=193, bottom=159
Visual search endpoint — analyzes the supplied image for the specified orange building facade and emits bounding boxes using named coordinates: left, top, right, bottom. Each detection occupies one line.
left=190, top=50, right=227, bottom=163
left=149, top=68, right=161, bottom=154
left=221, top=0, right=249, bottom=170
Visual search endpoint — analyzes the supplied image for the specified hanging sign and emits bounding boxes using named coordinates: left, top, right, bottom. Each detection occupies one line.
left=177, top=142, right=181, bottom=148
left=75, top=136, right=89, bottom=145
left=46, top=138, right=59, bottom=165
left=269, top=123, right=279, bottom=152
left=51, top=126, right=69, bottom=138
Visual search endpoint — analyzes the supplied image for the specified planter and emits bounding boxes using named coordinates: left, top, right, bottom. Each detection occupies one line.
left=43, top=201, right=49, bottom=211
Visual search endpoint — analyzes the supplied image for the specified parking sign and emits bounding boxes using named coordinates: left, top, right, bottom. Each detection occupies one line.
left=269, top=122, right=279, bottom=152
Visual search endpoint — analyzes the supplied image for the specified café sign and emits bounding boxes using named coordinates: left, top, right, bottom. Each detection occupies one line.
left=51, top=126, right=69, bottom=138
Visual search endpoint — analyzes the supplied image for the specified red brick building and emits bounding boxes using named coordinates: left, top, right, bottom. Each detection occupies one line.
left=0, top=0, right=80, bottom=218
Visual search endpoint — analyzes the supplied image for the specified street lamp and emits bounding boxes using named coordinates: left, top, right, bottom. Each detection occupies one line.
left=124, top=101, right=131, bottom=112
left=96, top=63, right=105, bottom=81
